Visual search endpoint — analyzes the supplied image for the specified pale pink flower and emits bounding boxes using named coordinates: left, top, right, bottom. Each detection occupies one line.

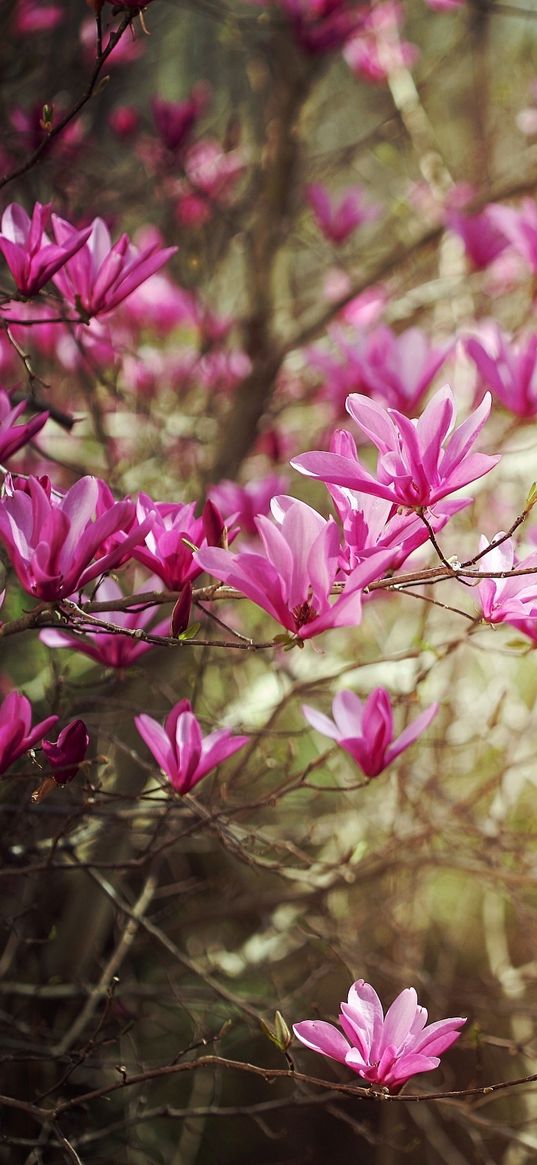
left=303, top=688, right=438, bottom=777
left=294, top=978, right=465, bottom=1089
left=476, top=535, right=537, bottom=624
left=487, top=199, right=537, bottom=273
left=343, top=2, right=419, bottom=84
left=292, top=385, right=500, bottom=509
left=135, top=699, right=249, bottom=793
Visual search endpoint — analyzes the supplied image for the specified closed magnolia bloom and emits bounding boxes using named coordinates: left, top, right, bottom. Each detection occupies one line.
left=303, top=688, right=438, bottom=777
left=42, top=720, right=89, bottom=785
left=0, top=690, right=58, bottom=776
left=294, top=978, right=466, bottom=1089
left=135, top=699, right=249, bottom=794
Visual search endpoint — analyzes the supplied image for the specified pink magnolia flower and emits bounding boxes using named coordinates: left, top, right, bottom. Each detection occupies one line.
left=303, top=688, right=438, bottom=777
left=195, top=496, right=393, bottom=640
left=292, top=385, right=500, bottom=509
left=41, top=720, right=89, bottom=785
left=306, top=183, right=378, bottom=244
left=476, top=535, right=537, bottom=624
left=465, top=326, right=537, bottom=418
left=487, top=199, right=537, bottom=273
left=277, top=0, right=364, bottom=54
left=445, top=206, right=509, bottom=270
left=424, top=0, right=465, bottom=10
left=152, top=84, right=210, bottom=154
left=51, top=215, right=177, bottom=318
left=0, top=203, right=91, bottom=299
left=0, top=390, right=48, bottom=462
left=184, top=140, right=245, bottom=202
left=328, top=431, right=468, bottom=572
left=129, top=495, right=225, bottom=589
left=40, top=577, right=170, bottom=668
left=208, top=474, right=289, bottom=538
left=135, top=699, right=249, bottom=793
left=312, top=325, right=452, bottom=416
left=294, top=978, right=465, bottom=1089
left=0, top=475, right=151, bottom=600
left=343, top=2, right=419, bottom=84
left=0, top=690, right=58, bottom=775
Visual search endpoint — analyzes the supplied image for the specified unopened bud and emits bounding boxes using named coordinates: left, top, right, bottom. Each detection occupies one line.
left=202, top=499, right=226, bottom=548
left=260, top=1010, right=292, bottom=1052
left=171, top=582, right=192, bottom=637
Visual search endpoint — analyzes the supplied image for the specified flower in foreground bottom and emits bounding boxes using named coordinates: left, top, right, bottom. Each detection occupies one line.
left=293, top=979, right=465, bottom=1090
left=135, top=699, right=249, bottom=794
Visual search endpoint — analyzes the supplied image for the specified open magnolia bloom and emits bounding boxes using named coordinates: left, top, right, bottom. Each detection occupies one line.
left=135, top=699, right=249, bottom=794
left=303, top=688, right=438, bottom=778
left=294, top=978, right=466, bottom=1090
left=292, top=385, right=500, bottom=510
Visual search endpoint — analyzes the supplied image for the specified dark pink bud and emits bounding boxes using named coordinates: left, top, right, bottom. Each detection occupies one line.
left=41, top=720, right=89, bottom=785
left=171, top=582, right=193, bottom=637
left=202, top=499, right=226, bottom=547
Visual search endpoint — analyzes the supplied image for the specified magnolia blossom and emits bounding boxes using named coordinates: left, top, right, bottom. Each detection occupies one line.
left=292, top=385, right=500, bottom=510
left=196, top=496, right=393, bottom=640
left=306, top=183, right=378, bottom=244
left=328, top=431, right=468, bottom=571
left=130, top=495, right=225, bottom=589
left=343, top=2, right=419, bottom=83
left=0, top=475, right=151, bottom=601
left=476, top=535, right=537, bottom=624
left=208, top=474, right=289, bottom=538
left=445, top=206, right=509, bottom=270
left=0, top=202, right=91, bottom=298
left=0, top=690, right=58, bottom=775
left=294, top=979, right=465, bottom=1089
left=466, top=326, right=537, bottom=418
left=312, top=325, right=451, bottom=416
left=40, top=577, right=170, bottom=668
left=42, top=720, right=89, bottom=785
left=303, top=688, right=438, bottom=777
left=135, top=699, right=249, bottom=794
left=0, top=390, right=48, bottom=462
left=51, top=215, right=177, bottom=318
left=276, top=0, right=364, bottom=54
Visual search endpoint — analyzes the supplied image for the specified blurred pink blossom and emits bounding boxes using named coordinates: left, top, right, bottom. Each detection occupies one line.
left=41, top=577, right=170, bottom=668
left=307, top=183, right=378, bottom=244
left=343, top=2, right=419, bottom=83
left=465, top=325, right=537, bottom=418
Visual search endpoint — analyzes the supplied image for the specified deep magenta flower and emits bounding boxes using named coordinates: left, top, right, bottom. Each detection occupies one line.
left=135, top=699, right=249, bottom=794
left=276, top=0, right=364, bottom=55
left=0, top=202, right=91, bottom=298
left=292, top=385, right=500, bottom=509
left=0, top=690, right=58, bottom=776
left=303, top=688, right=438, bottom=777
left=0, top=475, right=150, bottom=600
left=0, top=390, right=48, bottom=462
left=294, top=979, right=465, bottom=1090
left=466, top=326, right=537, bottom=418
left=130, top=495, right=224, bottom=589
left=445, top=206, right=509, bottom=270
left=196, top=497, right=393, bottom=640
left=476, top=536, right=537, bottom=624
left=306, top=183, right=378, bottom=244
left=51, top=215, right=177, bottom=318
left=40, top=577, right=170, bottom=668
left=41, top=720, right=89, bottom=785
